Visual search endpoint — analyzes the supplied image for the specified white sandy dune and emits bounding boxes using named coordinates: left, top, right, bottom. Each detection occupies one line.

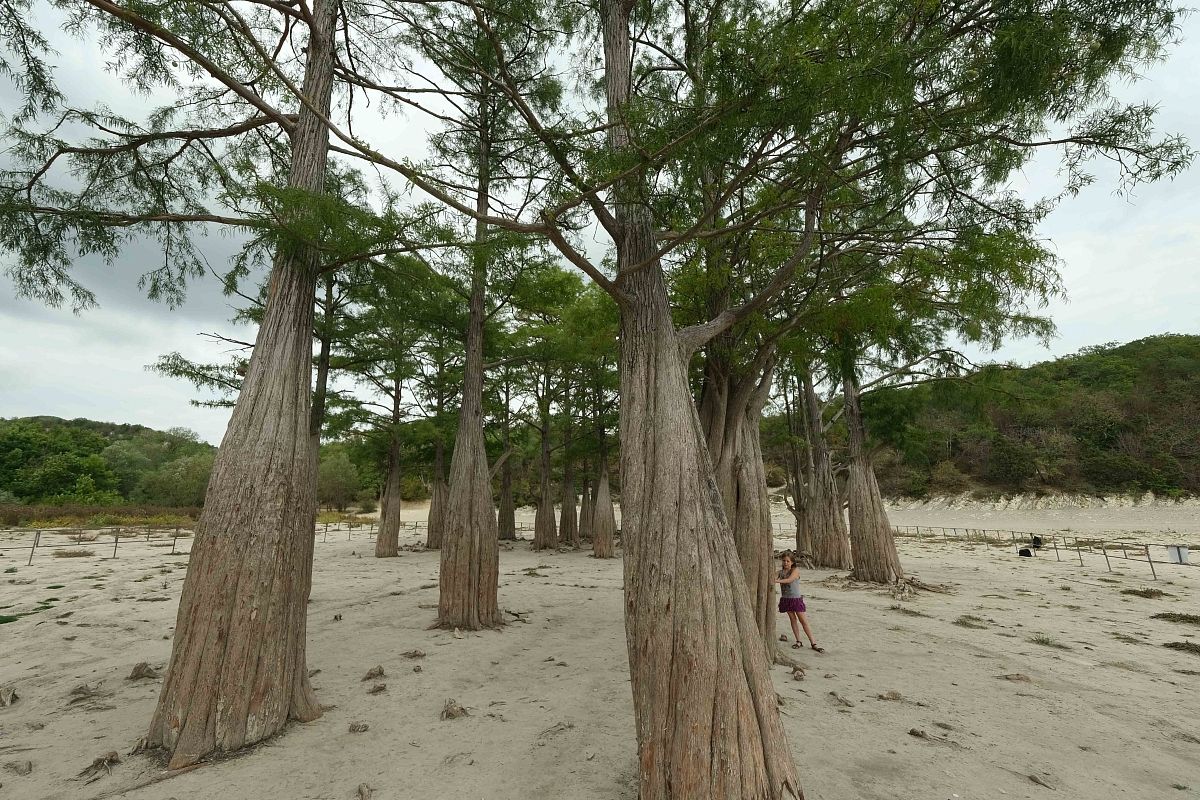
left=1, top=510, right=1198, bottom=800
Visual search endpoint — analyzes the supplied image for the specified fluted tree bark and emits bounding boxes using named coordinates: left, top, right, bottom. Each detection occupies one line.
left=842, top=359, right=903, bottom=583
left=146, top=0, right=337, bottom=768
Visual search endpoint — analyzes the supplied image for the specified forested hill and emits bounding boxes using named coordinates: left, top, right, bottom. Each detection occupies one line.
left=0, top=416, right=215, bottom=506
left=861, top=334, right=1200, bottom=498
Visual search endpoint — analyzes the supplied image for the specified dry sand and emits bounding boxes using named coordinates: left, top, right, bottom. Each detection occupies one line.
left=1, top=510, right=1198, bottom=800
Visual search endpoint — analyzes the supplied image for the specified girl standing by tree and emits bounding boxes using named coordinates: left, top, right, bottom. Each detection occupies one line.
left=776, top=551, right=824, bottom=652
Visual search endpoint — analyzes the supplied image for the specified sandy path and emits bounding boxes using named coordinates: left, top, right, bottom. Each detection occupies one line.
left=1, top=526, right=1197, bottom=799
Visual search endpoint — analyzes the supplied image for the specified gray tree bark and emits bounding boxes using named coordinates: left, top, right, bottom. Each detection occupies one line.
left=842, top=365, right=903, bottom=583
left=532, top=375, right=558, bottom=550
left=578, top=470, right=594, bottom=542
left=800, top=369, right=852, bottom=570
left=560, top=396, right=579, bottom=547
left=699, top=352, right=779, bottom=663
left=498, top=379, right=517, bottom=540
left=591, top=464, right=617, bottom=559
left=375, top=438, right=402, bottom=558
left=600, top=0, right=801, bottom=795
left=437, top=89, right=502, bottom=629
left=145, top=0, right=336, bottom=768
left=426, top=441, right=447, bottom=549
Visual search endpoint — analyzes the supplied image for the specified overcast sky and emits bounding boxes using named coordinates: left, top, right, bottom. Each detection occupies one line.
left=2, top=8, right=1198, bottom=445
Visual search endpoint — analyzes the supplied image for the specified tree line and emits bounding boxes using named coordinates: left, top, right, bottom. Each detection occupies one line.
left=1, top=0, right=1192, bottom=795
left=0, top=417, right=214, bottom=506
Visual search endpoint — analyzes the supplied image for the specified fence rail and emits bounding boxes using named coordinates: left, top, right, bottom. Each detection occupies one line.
left=889, top=524, right=1195, bottom=579
left=0, top=519, right=552, bottom=566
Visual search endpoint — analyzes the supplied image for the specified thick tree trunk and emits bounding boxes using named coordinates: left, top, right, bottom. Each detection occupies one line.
left=560, top=402, right=579, bottom=547
left=437, top=99, right=502, bottom=630
left=578, top=471, right=593, bottom=542
left=498, top=382, right=516, bottom=540
left=375, top=440, right=402, bottom=558
left=145, top=0, right=335, bottom=768
left=591, top=464, right=617, bottom=559
left=801, top=371, right=852, bottom=570
left=732, top=407, right=776, bottom=661
left=426, top=442, right=447, bottom=549
left=842, top=368, right=903, bottom=583
left=600, top=2, right=800, bottom=794
left=699, top=354, right=779, bottom=663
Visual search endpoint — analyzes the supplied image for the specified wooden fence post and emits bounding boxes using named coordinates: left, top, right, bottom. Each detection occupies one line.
left=1145, top=545, right=1157, bottom=580
left=27, top=530, right=41, bottom=566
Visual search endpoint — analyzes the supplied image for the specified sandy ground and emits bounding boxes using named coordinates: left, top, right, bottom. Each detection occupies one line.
left=1, top=514, right=1198, bottom=800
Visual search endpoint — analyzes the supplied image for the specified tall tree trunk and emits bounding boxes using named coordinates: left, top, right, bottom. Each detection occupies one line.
left=578, top=469, right=594, bottom=542
left=531, top=383, right=557, bottom=551
left=600, top=1, right=800, bottom=795
left=437, top=90, right=501, bottom=629
left=310, top=274, right=334, bottom=437
left=779, top=373, right=812, bottom=557
left=842, top=365, right=903, bottom=583
left=498, top=382, right=516, bottom=540
left=700, top=357, right=779, bottom=664
left=591, top=462, right=617, bottom=559
left=426, top=441, right=447, bottom=549
left=145, top=0, right=335, bottom=768
left=560, top=396, right=579, bottom=547
left=801, top=370, right=852, bottom=570
left=375, top=438, right=402, bottom=558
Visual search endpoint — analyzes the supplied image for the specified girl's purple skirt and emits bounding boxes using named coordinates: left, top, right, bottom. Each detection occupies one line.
left=779, top=596, right=806, bottom=613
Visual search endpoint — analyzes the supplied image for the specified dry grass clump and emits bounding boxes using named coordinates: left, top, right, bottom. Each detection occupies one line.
left=1153, top=612, right=1200, bottom=626
left=888, top=604, right=932, bottom=618
left=1163, top=641, right=1200, bottom=657
left=54, top=548, right=95, bottom=558
left=953, top=615, right=988, bottom=630
left=1121, top=588, right=1167, bottom=599
left=1028, top=634, right=1071, bottom=650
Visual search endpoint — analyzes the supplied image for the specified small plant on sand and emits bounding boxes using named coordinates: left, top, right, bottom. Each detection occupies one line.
left=1112, top=633, right=1146, bottom=645
left=888, top=604, right=931, bottom=618
left=1121, top=588, right=1167, bottom=599
left=953, top=615, right=988, bottom=630
left=1153, top=612, right=1200, bottom=626
left=3, top=567, right=16, bottom=573
left=1164, top=641, right=1200, bottom=657
left=0, top=614, right=19, bottom=624
left=46, top=584, right=64, bottom=589
left=1029, top=634, right=1071, bottom=650
left=53, top=549, right=95, bottom=558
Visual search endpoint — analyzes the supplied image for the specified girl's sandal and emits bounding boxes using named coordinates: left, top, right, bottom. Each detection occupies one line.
left=791, top=642, right=803, bottom=649
left=810, top=644, right=825, bottom=653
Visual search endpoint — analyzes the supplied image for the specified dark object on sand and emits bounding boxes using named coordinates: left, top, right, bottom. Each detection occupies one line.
left=1018, top=548, right=1032, bottom=557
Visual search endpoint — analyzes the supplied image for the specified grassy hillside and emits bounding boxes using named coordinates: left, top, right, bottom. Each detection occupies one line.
left=861, top=335, right=1200, bottom=497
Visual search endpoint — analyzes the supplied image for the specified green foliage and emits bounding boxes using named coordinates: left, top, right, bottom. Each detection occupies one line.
left=0, top=417, right=213, bottom=505
left=135, top=452, right=216, bottom=507
left=318, top=446, right=361, bottom=511
left=859, top=335, right=1200, bottom=495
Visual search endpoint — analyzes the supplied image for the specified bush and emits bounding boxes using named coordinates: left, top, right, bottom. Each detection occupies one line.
left=764, top=464, right=788, bottom=489
left=357, top=494, right=378, bottom=514
left=929, top=461, right=972, bottom=494
left=399, top=474, right=430, bottom=502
